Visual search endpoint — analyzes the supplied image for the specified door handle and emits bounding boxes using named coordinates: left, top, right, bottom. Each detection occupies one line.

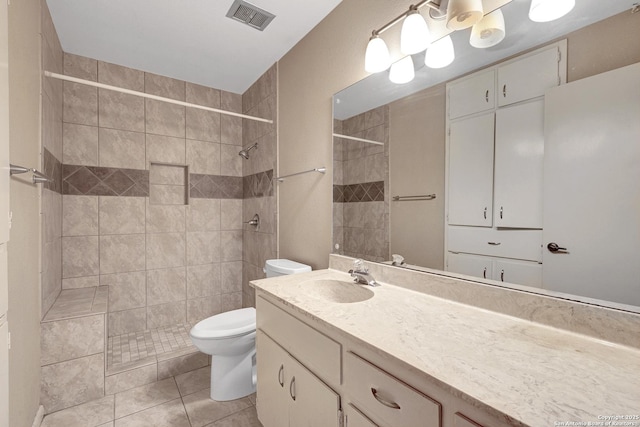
left=500, top=206, right=503, bottom=219
left=483, top=207, right=487, bottom=219
left=547, top=242, right=568, bottom=253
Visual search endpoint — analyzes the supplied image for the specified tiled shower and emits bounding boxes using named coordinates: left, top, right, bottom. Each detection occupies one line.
left=38, top=1, right=277, bottom=415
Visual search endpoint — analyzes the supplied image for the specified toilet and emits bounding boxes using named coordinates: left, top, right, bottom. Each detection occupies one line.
left=189, top=259, right=311, bottom=401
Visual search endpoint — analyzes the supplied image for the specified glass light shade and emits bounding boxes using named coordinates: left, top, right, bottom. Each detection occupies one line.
left=446, top=0, right=483, bottom=30
left=470, top=9, right=506, bottom=48
left=389, top=56, right=415, bottom=84
left=529, top=0, right=575, bottom=22
left=425, top=35, right=455, bottom=69
left=365, top=35, right=391, bottom=73
left=400, top=11, right=430, bottom=55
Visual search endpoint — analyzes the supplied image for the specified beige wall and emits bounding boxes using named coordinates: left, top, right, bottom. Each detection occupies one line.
left=7, top=0, right=42, bottom=425
left=278, top=5, right=640, bottom=269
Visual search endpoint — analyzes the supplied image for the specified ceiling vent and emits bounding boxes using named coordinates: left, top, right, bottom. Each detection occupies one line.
left=226, top=0, right=276, bottom=31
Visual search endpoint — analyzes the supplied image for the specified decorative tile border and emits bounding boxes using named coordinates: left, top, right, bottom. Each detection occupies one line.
left=189, top=174, right=243, bottom=199
left=63, top=165, right=150, bottom=197
left=243, top=169, right=274, bottom=199
left=334, top=181, right=384, bottom=203
left=43, top=148, right=63, bottom=194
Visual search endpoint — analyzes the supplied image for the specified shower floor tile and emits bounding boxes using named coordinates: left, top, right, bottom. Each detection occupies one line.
left=107, top=324, right=193, bottom=369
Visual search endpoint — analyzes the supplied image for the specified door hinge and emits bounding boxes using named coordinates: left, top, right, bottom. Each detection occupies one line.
left=557, top=49, right=561, bottom=63
left=8, top=211, right=12, bottom=230
left=7, top=331, right=10, bottom=350
left=338, top=409, right=345, bottom=427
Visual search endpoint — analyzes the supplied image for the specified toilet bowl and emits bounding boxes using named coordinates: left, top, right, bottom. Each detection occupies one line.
left=190, top=259, right=311, bottom=401
left=190, top=307, right=257, bottom=401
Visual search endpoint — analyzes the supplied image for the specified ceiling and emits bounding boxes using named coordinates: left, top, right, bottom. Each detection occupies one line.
left=46, top=0, right=343, bottom=94
left=334, top=0, right=635, bottom=119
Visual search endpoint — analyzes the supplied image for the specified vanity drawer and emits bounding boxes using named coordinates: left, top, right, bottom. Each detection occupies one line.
left=454, top=413, right=484, bottom=427
left=257, top=296, right=341, bottom=385
left=448, top=226, right=542, bottom=262
left=344, top=352, right=441, bottom=427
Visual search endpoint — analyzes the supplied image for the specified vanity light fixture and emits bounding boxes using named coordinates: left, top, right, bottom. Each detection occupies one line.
left=425, top=35, right=455, bottom=68
left=401, top=6, right=431, bottom=55
left=446, top=0, right=484, bottom=30
left=470, top=8, right=506, bottom=48
left=365, top=32, right=392, bottom=73
left=389, top=56, right=416, bottom=84
left=528, top=0, right=575, bottom=23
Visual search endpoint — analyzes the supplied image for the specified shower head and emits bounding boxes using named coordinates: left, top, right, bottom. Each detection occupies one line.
left=239, top=143, right=258, bottom=159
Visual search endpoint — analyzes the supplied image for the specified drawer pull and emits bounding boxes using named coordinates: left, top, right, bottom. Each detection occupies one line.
left=278, top=364, right=284, bottom=387
left=371, top=388, right=401, bottom=410
left=487, top=242, right=501, bottom=245
left=289, top=376, right=296, bottom=401
left=500, top=269, right=505, bottom=282
left=483, top=267, right=487, bottom=279
left=483, top=207, right=487, bottom=219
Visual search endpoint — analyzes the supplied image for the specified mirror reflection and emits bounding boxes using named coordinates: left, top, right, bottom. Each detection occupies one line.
left=332, top=2, right=640, bottom=311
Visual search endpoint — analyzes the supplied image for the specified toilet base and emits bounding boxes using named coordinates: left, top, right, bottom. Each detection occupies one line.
left=210, top=349, right=256, bottom=401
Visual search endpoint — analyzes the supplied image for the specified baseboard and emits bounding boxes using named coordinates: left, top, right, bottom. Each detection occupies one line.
left=31, top=405, right=45, bottom=427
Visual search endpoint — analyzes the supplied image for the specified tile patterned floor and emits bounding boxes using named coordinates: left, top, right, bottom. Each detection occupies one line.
left=107, top=324, right=192, bottom=368
left=41, top=366, right=262, bottom=427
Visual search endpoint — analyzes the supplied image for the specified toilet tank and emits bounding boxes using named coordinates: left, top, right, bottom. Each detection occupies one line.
left=264, top=259, right=311, bottom=278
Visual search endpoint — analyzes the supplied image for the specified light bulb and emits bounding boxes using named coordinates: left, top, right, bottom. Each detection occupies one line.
left=470, top=9, right=506, bottom=48
left=529, top=0, right=575, bottom=23
left=425, top=35, right=455, bottom=69
left=401, top=10, right=430, bottom=55
left=365, top=34, right=391, bottom=73
left=446, top=0, right=483, bottom=30
left=389, top=56, right=415, bottom=84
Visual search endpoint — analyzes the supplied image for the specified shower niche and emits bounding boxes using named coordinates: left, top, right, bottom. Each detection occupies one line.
left=149, top=163, right=189, bottom=205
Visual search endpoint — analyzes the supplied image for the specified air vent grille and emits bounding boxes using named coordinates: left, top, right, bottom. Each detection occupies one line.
left=226, top=0, right=276, bottom=31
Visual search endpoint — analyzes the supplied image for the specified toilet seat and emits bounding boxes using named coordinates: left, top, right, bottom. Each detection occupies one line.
left=190, top=307, right=256, bottom=340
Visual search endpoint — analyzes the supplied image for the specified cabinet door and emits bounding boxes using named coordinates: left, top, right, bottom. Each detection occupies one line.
left=345, top=404, right=378, bottom=427
left=448, top=113, right=495, bottom=227
left=449, top=69, right=495, bottom=119
left=256, top=330, right=291, bottom=427
left=447, top=252, right=493, bottom=280
left=288, top=354, right=341, bottom=427
left=493, top=259, right=542, bottom=288
left=494, top=99, right=544, bottom=229
left=497, top=46, right=559, bottom=106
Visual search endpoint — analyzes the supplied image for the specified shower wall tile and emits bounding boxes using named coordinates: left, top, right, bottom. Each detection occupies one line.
left=149, top=164, right=186, bottom=186
left=220, top=143, right=242, bottom=176
left=147, top=301, right=186, bottom=329
left=99, top=90, right=145, bottom=133
left=63, top=82, right=98, bottom=126
left=109, top=308, right=147, bottom=336
left=98, top=61, right=144, bottom=91
left=189, top=174, right=243, bottom=199
left=146, top=73, right=186, bottom=101
left=100, top=234, right=146, bottom=274
left=42, top=91, right=63, bottom=166
left=63, top=123, right=98, bottom=166
left=63, top=165, right=149, bottom=197
left=63, top=275, right=99, bottom=290
left=41, top=314, right=104, bottom=366
left=221, top=199, right=243, bottom=230
left=146, top=202, right=185, bottom=233
left=64, top=53, right=97, bottom=81
left=62, top=235, right=99, bottom=278
left=147, top=267, right=187, bottom=306
left=187, top=296, right=221, bottom=326
left=221, top=115, right=242, bottom=146
left=146, top=232, right=186, bottom=269
left=186, top=198, right=220, bottom=232
left=186, top=231, right=220, bottom=266
left=98, top=128, right=146, bottom=169
left=149, top=184, right=186, bottom=205
left=145, top=99, right=185, bottom=138
left=186, top=82, right=220, bottom=108
left=63, top=195, right=99, bottom=236
left=187, top=264, right=221, bottom=299
left=186, top=139, right=220, bottom=175
left=221, top=292, right=242, bottom=312
left=41, top=353, right=105, bottom=413
left=99, top=197, right=145, bottom=235
left=221, top=230, right=242, bottom=262
left=221, top=262, right=242, bottom=294
left=186, top=108, right=221, bottom=143
left=102, top=271, right=146, bottom=311
left=146, top=134, right=186, bottom=165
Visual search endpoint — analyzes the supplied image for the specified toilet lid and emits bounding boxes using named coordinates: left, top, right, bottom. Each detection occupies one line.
left=190, top=307, right=256, bottom=339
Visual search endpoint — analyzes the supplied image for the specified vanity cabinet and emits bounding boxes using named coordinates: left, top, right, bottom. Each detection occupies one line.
left=344, top=404, right=378, bottom=427
left=257, top=330, right=341, bottom=427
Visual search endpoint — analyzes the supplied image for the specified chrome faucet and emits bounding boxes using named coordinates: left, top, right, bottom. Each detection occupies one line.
left=348, top=259, right=379, bottom=287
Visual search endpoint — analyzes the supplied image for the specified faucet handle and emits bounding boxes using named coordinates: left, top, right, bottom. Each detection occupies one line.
left=353, top=258, right=367, bottom=273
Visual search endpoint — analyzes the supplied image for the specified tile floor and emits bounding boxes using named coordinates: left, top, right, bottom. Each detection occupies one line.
left=107, top=324, right=192, bottom=368
left=41, top=366, right=263, bottom=427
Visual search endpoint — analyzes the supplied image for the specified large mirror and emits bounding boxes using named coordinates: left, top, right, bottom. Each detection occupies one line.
left=332, top=1, right=640, bottom=311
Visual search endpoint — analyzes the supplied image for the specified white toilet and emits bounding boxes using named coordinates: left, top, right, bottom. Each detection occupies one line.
left=189, top=259, right=311, bottom=401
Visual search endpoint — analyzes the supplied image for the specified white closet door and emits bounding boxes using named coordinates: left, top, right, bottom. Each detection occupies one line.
left=543, top=63, right=640, bottom=306
left=448, top=113, right=495, bottom=227
left=494, top=99, right=544, bottom=229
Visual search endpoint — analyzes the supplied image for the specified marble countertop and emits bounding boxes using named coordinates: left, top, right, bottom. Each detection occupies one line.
left=252, top=269, right=640, bottom=427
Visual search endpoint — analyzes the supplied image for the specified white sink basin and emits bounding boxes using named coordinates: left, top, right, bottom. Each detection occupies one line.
left=305, top=279, right=374, bottom=303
